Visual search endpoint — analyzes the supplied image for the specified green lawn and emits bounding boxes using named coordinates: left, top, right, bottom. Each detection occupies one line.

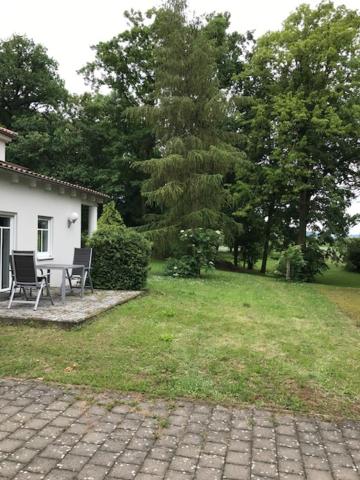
left=0, top=261, right=359, bottom=418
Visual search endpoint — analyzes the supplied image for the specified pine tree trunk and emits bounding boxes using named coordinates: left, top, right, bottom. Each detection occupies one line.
left=260, top=202, right=275, bottom=274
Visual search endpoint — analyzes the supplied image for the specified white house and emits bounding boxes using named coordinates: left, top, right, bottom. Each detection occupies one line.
left=0, top=127, right=109, bottom=290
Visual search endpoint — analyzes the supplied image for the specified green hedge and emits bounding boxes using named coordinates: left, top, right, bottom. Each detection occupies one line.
left=89, top=225, right=152, bottom=290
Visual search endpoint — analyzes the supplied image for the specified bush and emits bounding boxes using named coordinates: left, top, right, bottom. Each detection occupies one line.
left=277, top=245, right=305, bottom=281
left=165, top=228, right=223, bottom=278
left=345, top=238, right=360, bottom=272
left=88, top=207, right=151, bottom=290
left=276, top=241, right=328, bottom=282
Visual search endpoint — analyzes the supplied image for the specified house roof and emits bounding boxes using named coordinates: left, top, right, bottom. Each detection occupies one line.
left=0, top=127, right=18, bottom=140
left=0, top=160, right=110, bottom=200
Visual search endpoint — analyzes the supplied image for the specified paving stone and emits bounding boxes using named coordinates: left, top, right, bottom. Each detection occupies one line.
left=165, top=470, right=193, bottom=480
left=150, top=447, right=175, bottom=462
left=333, top=468, right=360, bottom=480
left=9, top=447, right=38, bottom=463
left=110, top=462, right=140, bottom=479
left=77, top=464, right=108, bottom=480
left=141, top=458, right=169, bottom=476
left=26, top=456, right=57, bottom=474
left=118, top=449, right=147, bottom=465
left=252, top=461, right=278, bottom=477
left=223, top=463, right=250, bottom=479
left=227, top=449, right=252, bottom=466
left=306, top=470, right=334, bottom=480
left=0, top=438, right=24, bottom=453
left=170, top=455, right=198, bottom=472
left=57, top=453, right=88, bottom=471
left=195, top=466, right=222, bottom=480
left=44, top=469, right=77, bottom=479
left=0, top=379, right=360, bottom=480
left=0, top=460, right=23, bottom=476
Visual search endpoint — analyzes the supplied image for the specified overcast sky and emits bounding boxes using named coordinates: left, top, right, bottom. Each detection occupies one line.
left=2, top=0, right=360, bottom=232
left=3, top=0, right=359, bottom=94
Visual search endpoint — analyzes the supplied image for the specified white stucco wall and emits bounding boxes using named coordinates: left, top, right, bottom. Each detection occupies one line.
left=0, top=171, right=98, bottom=287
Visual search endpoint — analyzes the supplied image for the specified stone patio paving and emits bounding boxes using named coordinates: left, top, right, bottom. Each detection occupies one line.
left=0, top=290, right=142, bottom=326
left=0, top=379, right=359, bottom=479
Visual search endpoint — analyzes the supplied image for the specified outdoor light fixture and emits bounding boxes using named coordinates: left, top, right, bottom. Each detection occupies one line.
left=68, top=212, right=79, bottom=227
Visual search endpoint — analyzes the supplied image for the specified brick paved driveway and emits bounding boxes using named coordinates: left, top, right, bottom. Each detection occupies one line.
left=0, top=379, right=359, bottom=479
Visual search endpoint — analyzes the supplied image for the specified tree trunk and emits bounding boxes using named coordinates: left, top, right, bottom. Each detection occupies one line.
left=298, top=190, right=310, bottom=249
left=260, top=202, right=275, bottom=274
left=286, top=259, right=291, bottom=281
left=233, top=239, right=239, bottom=267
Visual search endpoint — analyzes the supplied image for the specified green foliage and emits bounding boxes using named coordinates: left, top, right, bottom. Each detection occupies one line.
left=277, top=245, right=306, bottom=281
left=345, top=239, right=360, bottom=272
left=302, top=241, right=329, bottom=281
left=277, top=242, right=328, bottom=282
left=89, top=208, right=151, bottom=290
left=233, top=1, right=360, bottom=273
left=97, top=201, right=125, bottom=229
left=165, top=256, right=199, bottom=278
left=133, top=0, right=241, bottom=244
left=0, top=35, right=67, bottom=127
left=165, top=228, right=223, bottom=277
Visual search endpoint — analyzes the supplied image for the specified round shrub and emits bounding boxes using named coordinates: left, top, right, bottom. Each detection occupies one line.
left=89, top=225, right=152, bottom=290
left=276, top=241, right=327, bottom=282
left=165, top=228, right=223, bottom=277
left=345, top=238, right=360, bottom=272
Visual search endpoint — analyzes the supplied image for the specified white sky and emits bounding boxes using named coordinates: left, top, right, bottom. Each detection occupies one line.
left=2, top=0, right=360, bottom=233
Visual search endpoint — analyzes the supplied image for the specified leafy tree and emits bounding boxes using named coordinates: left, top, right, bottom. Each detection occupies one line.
left=232, top=1, right=360, bottom=273
left=250, top=2, right=360, bottom=249
left=0, top=35, right=67, bottom=128
left=133, top=0, right=241, bottom=248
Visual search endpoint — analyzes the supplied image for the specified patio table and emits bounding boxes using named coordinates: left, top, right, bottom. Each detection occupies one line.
left=37, top=264, right=85, bottom=304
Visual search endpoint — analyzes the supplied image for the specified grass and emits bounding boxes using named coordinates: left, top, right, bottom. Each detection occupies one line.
left=0, top=261, right=359, bottom=418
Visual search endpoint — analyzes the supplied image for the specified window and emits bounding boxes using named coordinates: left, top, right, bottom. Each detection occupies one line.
left=37, top=217, right=52, bottom=258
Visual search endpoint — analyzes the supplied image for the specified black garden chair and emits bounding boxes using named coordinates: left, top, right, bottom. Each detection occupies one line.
left=66, top=247, right=94, bottom=293
left=8, top=251, right=54, bottom=311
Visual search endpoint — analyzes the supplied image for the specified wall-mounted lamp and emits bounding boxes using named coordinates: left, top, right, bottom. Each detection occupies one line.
left=68, top=212, right=79, bottom=228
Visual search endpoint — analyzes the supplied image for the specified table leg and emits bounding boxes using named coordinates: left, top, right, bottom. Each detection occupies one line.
left=61, top=268, right=66, bottom=303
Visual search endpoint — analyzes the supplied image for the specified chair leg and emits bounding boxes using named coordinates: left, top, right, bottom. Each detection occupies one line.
left=34, top=282, right=45, bottom=311
left=88, top=271, right=94, bottom=293
left=7, top=284, right=16, bottom=309
left=46, top=279, right=54, bottom=305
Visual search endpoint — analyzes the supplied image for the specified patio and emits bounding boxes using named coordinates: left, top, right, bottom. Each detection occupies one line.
left=0, top=289, right=142, bottom=327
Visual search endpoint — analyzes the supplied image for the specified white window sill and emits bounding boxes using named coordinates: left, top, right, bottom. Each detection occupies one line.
left=37, top=256, right=54, bottom=261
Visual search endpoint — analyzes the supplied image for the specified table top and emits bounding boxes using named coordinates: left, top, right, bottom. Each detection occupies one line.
left=37, top=264, right=85, bottom=270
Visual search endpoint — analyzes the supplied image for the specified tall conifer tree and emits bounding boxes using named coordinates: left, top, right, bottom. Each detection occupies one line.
left=135, top=0, right=240, bottom=242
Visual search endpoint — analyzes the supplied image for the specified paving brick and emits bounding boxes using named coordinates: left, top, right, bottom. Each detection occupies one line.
left=195, top=467, right=222, bottom=480
left=1, top=379, right=360, bottom=480
left=223, top=463, right=250, bottom=479
left=226, top=450, right=249, bottom=465
left=110, top=462, right=140, bottom=479
left=165, top=470, right=193, bottom=480
left=170, top=455, right=198, bottom=472
left=26, top=456, right=57, bottom=475
left=252, top=461, right=278, bottom=477
left=78, top=464, right=109, bottom=480
left=0, top=438, right=23, bottom=453
left=57, top=453, right=88, bottom=471
left=0, top=460, right=23, bottom=476
left=141, top=458, right=169, bottom=476
left=44, top=469, right=77, bottom=479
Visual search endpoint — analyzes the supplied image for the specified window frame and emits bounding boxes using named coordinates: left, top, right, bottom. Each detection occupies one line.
left=37, top=216, right=53, bottom=260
